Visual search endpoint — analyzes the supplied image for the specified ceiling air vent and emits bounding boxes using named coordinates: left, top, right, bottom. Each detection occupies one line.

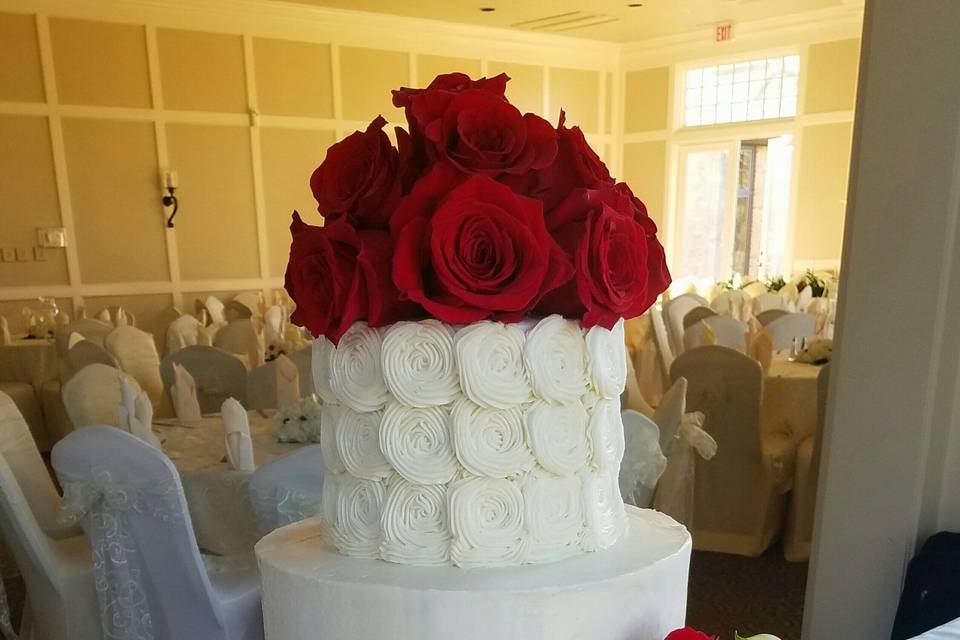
left=511, top=11, right=619, bottom=34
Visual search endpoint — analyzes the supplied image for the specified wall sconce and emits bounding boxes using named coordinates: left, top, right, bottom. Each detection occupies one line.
left=161, top=169, right=179, bottom=228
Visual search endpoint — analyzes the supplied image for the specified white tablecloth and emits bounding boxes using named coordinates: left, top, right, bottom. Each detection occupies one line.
left=763, top=357, right=822, bottom=446
left=0, top=338, right=58, bottom=390
left=154, top=412, right=308, bottom=555
left=911, top=618, right=960, bottom=639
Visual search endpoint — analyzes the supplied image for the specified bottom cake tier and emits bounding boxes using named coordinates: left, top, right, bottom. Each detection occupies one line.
left=255, top=506, right=692, bottom=640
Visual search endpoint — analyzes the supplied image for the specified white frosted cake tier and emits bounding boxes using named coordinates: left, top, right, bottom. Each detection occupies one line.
left=313, top=315, right=631, bottom=567
left=256, top=506, right=691, bottom=640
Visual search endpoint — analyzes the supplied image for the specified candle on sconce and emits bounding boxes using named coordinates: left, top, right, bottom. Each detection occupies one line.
left=167, top=170, right=179, bottom=189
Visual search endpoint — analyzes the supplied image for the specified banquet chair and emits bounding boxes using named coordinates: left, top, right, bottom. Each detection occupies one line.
left=618, top=410, right=666, bottom=508
left=652, top=377, right=692, bottom=523
left=764, top=312, right=817, bottom=351
left=166, top=313, right=204, bottom=357
left=662, top=293, right=708, bottom=357
left=741, top=281, right=768, bottom=298
left=752, top=292, right=785, bottom=314
left=214, top=319, right=265, bottom=369
left=226, top=300, right=255, bottom=322
left=62, top=363, right=142, bottom=429
left=0, top=394, right=99, bottom=640
left=204, top=296, right=228, bottom=326
left=104, top=305, right=135, bottom=328
left=249, top=445, right=324, bottom=535
left=61, top=338, right=117, bottom=383
left=682, top=306, right=717, bottom=331
left=54, top=318, right=112, bottom=356
left=682, top=315, right=749, bottom=353
left=232, top=292, right=263, bottom=318
left=160, top=345, right=248, bottom=413
left=710, top=290, right=750, bottom=318
left=671, top=345, right=795, bottom=556
left=105, top=325, right=168, bottom=416
left=288, top=347, right=315, bottom=399
left=246, top=355, right=300, bottom=412
left=784, top=364, right=831, bottom=562
left=52, top=427, right=264, bottom=640
left=755, top=308, right=789, bottom=326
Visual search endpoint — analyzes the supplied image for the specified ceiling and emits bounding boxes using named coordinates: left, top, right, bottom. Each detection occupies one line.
left=273, top=0, right=860, bottom=43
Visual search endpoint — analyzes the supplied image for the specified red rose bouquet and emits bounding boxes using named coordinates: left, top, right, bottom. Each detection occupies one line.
left=285, top=72, right=670, bottom=343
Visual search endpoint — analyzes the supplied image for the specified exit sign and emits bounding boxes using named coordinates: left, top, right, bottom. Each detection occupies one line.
left=716, top=23, right=733, bottom=42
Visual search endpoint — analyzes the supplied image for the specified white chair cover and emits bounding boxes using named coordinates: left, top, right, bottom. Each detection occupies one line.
left=622, top=354, right=655, bottom=418
left=765, top=312, right=817, bottom=351
left=797, top=285, right=814, bottom=310
left=681, top=306, right=717, bottom=331
left=105, top=326, right=167, bottom=417
left=222, top=399, right=255, bottom=472
left=95, top=309, right=110, bottom=324
left=0, top=317, right=9, bottom=346
left=755, top=308, right=789, bottom=326
left=662, top=293, right=708, bottom=356
left=752, top=292, right=785, bottom=314
left=650, top=305, right=674, bottom=382
left=652, top=378, right=687, bottom=452
left=62, top=339, right=117, bottom=383
left=116, top=379, right=162, bottom=449
left=62, top=364, right=142, bottom=429
left=0, top=393, right=96, bottom=640
left=246, top=355, right=300, bottom=413
left=249, top=445, right=324, bottom=535
left=683, top=315, right=748, bottom=353
left=710, top=290, right=750, bottom=321
left=214, top=320, right=264, bottom=369
left=54, top=319, right=112, bottom=357
left=225, top=300, right=254, bottom=323
left=204, top=296, right=227, bottom=326
left=741, top=281, right=768, bottom=298
left=671, top=346, right=795, bottom=556
left=160, top=346, right=248, bottom=414
left=231, top=293, right=262, bottom=319
left=287, top=347, right=314, bottom=399
left=165, top=314, right=203, bottom=357
left=169, top=363, right=203, bottom=423
left=619, top=410, right=667, bottom=508
left=52, top=427, right=263, bottom=640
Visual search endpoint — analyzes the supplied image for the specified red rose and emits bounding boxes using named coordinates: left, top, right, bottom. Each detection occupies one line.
left=526, top=110, right=614, bottom=210
left=285, top=214, right=415, bottom=343
left=664, top=628, right=716, bottom=640
left=309, top=116, right=402, bottom=229
left=391, top=165, right=573, bottom=324
left=392, top=72, right=508, bottom=111
left=536, top=186, right=670, bottom=328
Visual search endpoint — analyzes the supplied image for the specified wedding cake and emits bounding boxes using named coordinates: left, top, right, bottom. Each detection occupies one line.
left=256, top=71, right=690, bottom=640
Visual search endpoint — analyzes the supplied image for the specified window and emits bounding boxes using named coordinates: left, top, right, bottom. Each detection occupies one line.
left=684, top=55, right=799, bottom=127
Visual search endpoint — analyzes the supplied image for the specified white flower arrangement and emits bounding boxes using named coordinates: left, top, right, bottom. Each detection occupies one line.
left=795, top=338, right=832, bottom=365
left=275, top=395, right=323, bottom=443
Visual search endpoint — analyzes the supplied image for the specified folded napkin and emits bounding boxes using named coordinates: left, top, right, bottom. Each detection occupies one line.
left=67, top=331, right=85, bottom=349
left=749, top=329, right=773, bottom=374
left=205, top=296, right=226, bottom=326
left=263, top=306, right=285, bottom=350
left=221, top=398, right=255, bottom=472
left=170, top=363, right=202, bottom=424
left=698, top=320, right=717, bottom=347
left=96, top=308, right=111, bottom=324
left=0, top=317, right=9, bottom=346
left=115, top=307, right=129, bottom=327
left=117, top=379, right=161, bottom=449
left=274, top=354, right=301, bottom=409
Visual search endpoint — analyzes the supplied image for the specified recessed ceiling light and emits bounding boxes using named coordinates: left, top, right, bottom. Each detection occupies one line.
left=479, top=7, right=496, bottom=11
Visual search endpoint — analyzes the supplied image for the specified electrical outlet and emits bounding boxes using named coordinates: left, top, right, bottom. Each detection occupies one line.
left=0, top=248, right=15, bottom=262
left=15, top=247, right=29, bottom=262
left=34, top=246, right=47, bottom=261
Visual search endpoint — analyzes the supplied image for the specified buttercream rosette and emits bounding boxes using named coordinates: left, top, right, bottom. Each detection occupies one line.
left=455, top=322, right=532, bottom=409
left=585, top=319, right=628, bottom=399
left=381, top=320, right=460, bottom=407
left=379, top=403, right=458, bottom=485
left=448, top=476, right=527, bottom=567
left=329, top=322, right=391, bottom=412
left=321, top=470, right=340, bottom=531
left=450, top=398, right=534, bottom=478
left=588, top=398, right=626, bottom=474
left=331, top=474, right=386, bottom=558
left=335, top=407, right=392, bottom=481
left=311, top=335, right=339, bottom=404
left=320, top=403, right=346, bottom=474
left=523, top=315, right=588, bottom=404
left=379, top=479, right=450, bottom=565
left=580, top=470, right=628, bottom=552
left=522, top=472, right=584, bottom=563
left=525, top=400, right=590, bottom=476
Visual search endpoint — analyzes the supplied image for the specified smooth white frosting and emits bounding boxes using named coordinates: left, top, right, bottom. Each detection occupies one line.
left=455, top=322, right=533, bottom=408
left=331, top=474, right=385, bottom=558
left=380, top=479, right=450, bottom=565
left=523, top=315, right=588, bottom=404
left=381, top=320, right=460, bottom=407
left=379, top=403, right=457, bottom=485
left=329, top=322, right=391, bottom=412
left=311, top=336, right=338, bottom=404
left=335, top=407, right=392, bottom=481
left=448, top=476, right=527, bottom=567
left=522, top=472, right=584, bottom=563
left=525, top=400, right=590, bottom=477
left=585, top=319, right=628, bottom=399
left=588, top=398, right=626, bottom=475
left=451, top=398, right=535, bottom=479
left=580, top=470, right=628, bottom=552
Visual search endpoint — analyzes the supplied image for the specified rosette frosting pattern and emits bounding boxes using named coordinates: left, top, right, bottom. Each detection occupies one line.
left=318, top=315, right=631, bottom=567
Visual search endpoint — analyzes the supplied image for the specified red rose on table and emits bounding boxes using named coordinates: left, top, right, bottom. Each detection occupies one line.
left=536, top=185, right=671, bottom=328
left=309, top=116, right=402, bottom=229
left=664, top=628, right=716, bottom=640
left=391, top=165, right=573, bottom=324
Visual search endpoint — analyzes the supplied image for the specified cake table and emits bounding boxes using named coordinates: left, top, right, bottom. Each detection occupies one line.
left=256, top=506, right=691, bottom=640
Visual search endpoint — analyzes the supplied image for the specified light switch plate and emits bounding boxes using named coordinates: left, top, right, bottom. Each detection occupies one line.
left=15, top=247, right=29, bottom=262
left=0, top=248, right=15, bottom=262
left=36, top=227, right=67, bottom=248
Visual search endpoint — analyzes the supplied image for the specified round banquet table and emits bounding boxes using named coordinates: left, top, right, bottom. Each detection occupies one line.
left=0, top=337, right=59, bottom=390
left=255, top=507, right=692, bottom=640
left=763, top=356, right=823, bottom=446
left=154, top=412, right=309, bottom=555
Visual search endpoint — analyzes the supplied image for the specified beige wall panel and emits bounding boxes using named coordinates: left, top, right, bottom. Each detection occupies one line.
left=605, top=72, right=613, bottom=134
left=0, top=298, right=73, bottom=334
left=166, top=124, right=259, bottom=280
left=260, top=128, right=334, bottom=278
left=0, top=115, right=69, bottom=287
left=85, top=293, right=173, bottom=349
left=50, top=18, right=151, bottom=108
left=624, top=67, right=670, bottom=133
left=794, top=122, right=853, bottom=262
left=621, top=141, right=667, bottom=230
left=62, top=118, right=168, bottom=284
left=488, top=61, right=544, bottom=117
left=550, top=67, right=599, bottom=133
left=804, top=38, right=861, bottom=114
left=158, top=29, right=247, bottom=113
left=0, top=12, right=45, bottom=103
left=254, top=37, right=333, bottom=118
left=339, top=46, right=408, bottom=121
left=416, top=55, right=480, bottom=85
